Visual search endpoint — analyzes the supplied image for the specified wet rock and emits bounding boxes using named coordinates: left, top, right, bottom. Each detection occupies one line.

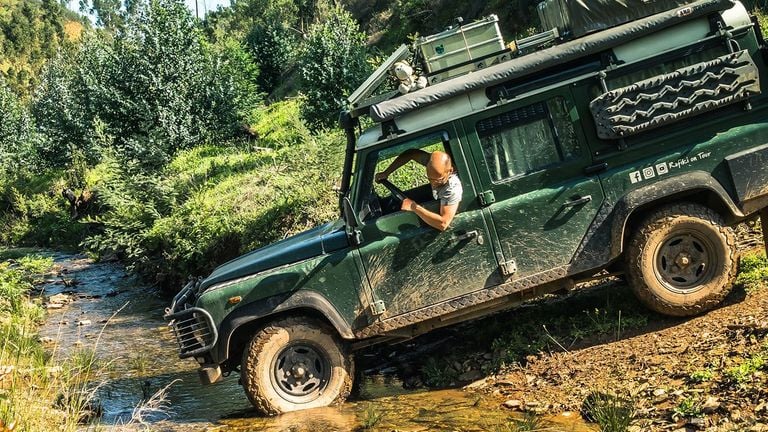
left=701, top=396, right=720, bottom=414
left=39, top=337, right=55, bottom=344
left=46, top=293, right=72, bottom=309
left=46, top=303, right=65, bottom=310
left=77, top=319, right=92, bottom=326
left=458, top=370, right=483, bottom=382
left=464, top=378, right=487, bottom=390
left=686, top=417, right=706, bottom=429
left=503, top=399, right=522, bottom=410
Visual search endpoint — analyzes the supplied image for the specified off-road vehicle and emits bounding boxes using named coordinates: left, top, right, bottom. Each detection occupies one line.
left=165, top=0, right=768, bottom=415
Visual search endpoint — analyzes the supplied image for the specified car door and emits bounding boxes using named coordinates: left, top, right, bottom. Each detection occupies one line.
left=461, top=89, right=605, bottom=278
left=355, top=127, right=501, bottom=319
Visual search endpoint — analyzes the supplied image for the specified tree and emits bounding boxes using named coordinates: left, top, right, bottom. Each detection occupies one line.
left=0, top=79, right=36, bottom=175
left=245, top=23, right=296, bottom=95
left=33, top=0, right=260, bottom=171
left=299, top=6, right=370, bottom=128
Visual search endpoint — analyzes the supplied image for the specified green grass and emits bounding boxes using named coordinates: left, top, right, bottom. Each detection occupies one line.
left=359, top=405, right=385, bottom=430
left=495, top=413, right=546, bottom=432
left=421, top=357, right=460, bottom=388
left=485, top=286, right=649, bottom=369
left=736, top=252, right=768, bottom=293
left=687, top=368, right=714, bottom=384
left=674, top=397, right=703, bottom=419
left=583, top=392, right=635, bottom=432
left=724, top=351, right=767, bottom=384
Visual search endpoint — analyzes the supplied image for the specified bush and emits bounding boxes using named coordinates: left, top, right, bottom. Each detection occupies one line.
left=0, top=172, right=89, bottom=249
left=300, top=6, right=370, bottom=128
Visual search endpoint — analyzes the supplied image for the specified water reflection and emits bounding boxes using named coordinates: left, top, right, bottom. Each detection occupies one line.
left=39, top=254, right=596, bottom=431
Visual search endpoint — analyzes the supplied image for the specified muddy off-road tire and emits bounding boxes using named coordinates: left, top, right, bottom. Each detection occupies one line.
left=241, top=317, right=353, bottom=416
left=626, top=203, right=736, bottom=316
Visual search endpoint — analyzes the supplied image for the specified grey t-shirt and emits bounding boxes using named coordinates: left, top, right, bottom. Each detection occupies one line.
left=432, top=173, right=463, bottom=206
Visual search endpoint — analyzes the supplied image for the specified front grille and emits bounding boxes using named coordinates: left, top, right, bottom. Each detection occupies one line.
left=164, top=279, right=218, bottom=358
left=166, top=307, right=218, bottom=358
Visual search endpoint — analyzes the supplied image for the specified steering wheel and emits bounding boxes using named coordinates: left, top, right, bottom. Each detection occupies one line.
left=378, top=179, right=409, bottom=202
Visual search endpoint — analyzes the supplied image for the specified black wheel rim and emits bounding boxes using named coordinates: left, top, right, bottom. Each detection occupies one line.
left=654, top=228, right=718, bottom=294
left=271, top=342, right=330, bottom=404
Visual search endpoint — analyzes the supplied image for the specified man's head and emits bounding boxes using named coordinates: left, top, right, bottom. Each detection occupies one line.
left=426, top=151, right=453, bottom=189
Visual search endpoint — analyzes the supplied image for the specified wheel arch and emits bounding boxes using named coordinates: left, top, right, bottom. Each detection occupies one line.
left=611, top=171, right=743, bottom=259
left=215, top=291, right=355, bottom=369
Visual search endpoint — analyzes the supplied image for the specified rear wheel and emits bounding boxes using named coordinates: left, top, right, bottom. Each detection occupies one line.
left=241, top=317, right=354, bottom=416
left=625, top=203, right=736, bottom=316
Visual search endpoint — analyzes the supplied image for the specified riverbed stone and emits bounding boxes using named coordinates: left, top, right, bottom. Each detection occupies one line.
left=701, top=396, right=720, bottom=413
left=465, top=378, right=486, bottom=389
left=503, top=399, right=522, bottom=410
left=77, top=319, right=92, bottom=326
left=687, top=417, right=706, bottom=429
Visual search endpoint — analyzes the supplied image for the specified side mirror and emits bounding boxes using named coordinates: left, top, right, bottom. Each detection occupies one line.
left=342, top=197, right=363, bottom=246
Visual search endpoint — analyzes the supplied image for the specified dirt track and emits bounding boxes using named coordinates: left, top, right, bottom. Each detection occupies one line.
left=481, top=280, right=768, bottom=431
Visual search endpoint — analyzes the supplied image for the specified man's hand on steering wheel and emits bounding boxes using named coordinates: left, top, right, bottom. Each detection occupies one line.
left=401, top=198, right=416, bottom=212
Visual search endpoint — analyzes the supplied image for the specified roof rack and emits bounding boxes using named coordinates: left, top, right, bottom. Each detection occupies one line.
left=346, top=17, right=565, bottom=120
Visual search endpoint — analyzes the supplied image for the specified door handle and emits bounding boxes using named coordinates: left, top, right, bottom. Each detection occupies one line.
left=563, top=195, right=592, bottom=208
left=454, top=230, right=484, bottom=245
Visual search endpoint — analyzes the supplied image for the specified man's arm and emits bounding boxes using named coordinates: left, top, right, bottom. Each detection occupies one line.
left=402, top=198, right=458, bottom=232
left=375, top=149, right=430, bottom=182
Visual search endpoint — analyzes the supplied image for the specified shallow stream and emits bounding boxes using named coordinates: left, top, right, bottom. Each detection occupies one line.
left=37, top=253, right=596, bottom=431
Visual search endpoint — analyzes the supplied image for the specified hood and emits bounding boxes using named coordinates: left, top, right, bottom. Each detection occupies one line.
left=199, top=220, right=348, bottom=290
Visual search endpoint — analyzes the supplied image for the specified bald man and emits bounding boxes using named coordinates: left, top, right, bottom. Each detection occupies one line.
left=375, top=149, right=463, bottom=231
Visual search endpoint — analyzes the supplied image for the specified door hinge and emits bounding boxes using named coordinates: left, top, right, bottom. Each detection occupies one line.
left=479, top=190, right=496, bottom=207
left=500, top=259, right=517, bottom=276
left=368, top=300, right=386, bottom=318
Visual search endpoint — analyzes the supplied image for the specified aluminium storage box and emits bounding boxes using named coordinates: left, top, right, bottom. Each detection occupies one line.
left=417, top=15, right=505, bottom=82
left=538, top=0, right=699, bottom=38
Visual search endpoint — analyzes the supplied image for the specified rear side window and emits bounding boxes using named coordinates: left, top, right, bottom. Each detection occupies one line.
left=476, top=97, right=579, bottom=182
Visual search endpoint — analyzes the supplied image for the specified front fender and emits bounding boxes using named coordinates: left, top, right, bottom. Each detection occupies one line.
left=212, top=290, right=354, bottom=364
left=610, top=170, right=743, bottom=258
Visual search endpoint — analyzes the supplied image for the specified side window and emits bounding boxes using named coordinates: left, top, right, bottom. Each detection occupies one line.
left=373, top=141, right=444, bottom=198
left=476, top=97, right=579, bottom=182
left=360, top=132, right=453, bottom=219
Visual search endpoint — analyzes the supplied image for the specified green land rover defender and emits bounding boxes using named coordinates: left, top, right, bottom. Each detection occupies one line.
left=165, top=0, right=768, bottom=415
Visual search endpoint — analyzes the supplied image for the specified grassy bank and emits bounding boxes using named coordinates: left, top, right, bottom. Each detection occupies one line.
left=0, top=100, right=346, bottom=291
left=0, top=254, right=93, bottom=431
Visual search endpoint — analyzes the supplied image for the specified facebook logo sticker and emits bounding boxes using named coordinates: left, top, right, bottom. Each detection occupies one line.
left=629, top=171, right=643, bottom=184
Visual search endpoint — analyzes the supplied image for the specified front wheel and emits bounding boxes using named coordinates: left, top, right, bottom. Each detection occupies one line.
left=625, top=203, right=736, bottom=316
left=241, top=317, right=354, bottom=416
